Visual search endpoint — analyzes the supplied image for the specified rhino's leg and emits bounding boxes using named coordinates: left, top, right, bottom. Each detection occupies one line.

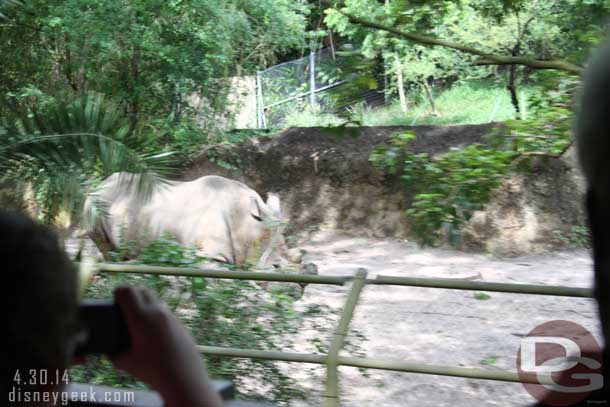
left=271, top=231, right=303, bottom=267
left=222, top=214, right=244, bottom=265
left=88, top=230, right=116, bottom=262
left=281, top=237, right=303, bottom=264
left=233, top=243, right=248, bottom=267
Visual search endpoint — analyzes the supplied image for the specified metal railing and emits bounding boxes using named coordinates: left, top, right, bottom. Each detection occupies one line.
left=94, top=263, right=595, bottom=407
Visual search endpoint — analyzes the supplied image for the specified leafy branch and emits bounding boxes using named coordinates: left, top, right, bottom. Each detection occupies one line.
left=339, top=11, right=583, bottom=75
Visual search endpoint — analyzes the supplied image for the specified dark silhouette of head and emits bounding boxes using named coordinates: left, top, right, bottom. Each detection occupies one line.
left=577, top=38, right=610, bottom=402
left=3, top=210, right=79, bottom=400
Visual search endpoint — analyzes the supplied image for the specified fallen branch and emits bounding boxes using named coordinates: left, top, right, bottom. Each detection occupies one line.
left=191, top=143, right=231, bottom=159
left=513, top=140, right=574, bottom=160
left=340, top=12, right=583, bottom=75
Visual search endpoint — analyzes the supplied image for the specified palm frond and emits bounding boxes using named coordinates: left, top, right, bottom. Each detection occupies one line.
left=0, top=92, right=176, bottom=223
left=0, top=0, right=22, bottom=20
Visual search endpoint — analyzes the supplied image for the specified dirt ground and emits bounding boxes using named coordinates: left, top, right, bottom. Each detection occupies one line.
left=286, top=231, right=599, bottom=407
left=70, top=231, right=599, bottom=406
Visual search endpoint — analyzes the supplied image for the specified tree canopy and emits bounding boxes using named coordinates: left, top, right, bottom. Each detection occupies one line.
left=0, top=0, right=311, bottom=220
left=1, top=0, right=609, bottom=231
left=0, top=0, right=310, bottom=123
left=326, top=0, right=609, bottom=75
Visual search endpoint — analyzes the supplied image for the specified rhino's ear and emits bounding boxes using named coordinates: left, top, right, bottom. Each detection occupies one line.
left=266, top=193, right=282, bottom=217
left=249, top=196, right=263, bottom=222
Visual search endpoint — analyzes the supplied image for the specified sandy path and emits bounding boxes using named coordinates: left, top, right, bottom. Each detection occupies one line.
left=288, top=232, right=599, bottom=407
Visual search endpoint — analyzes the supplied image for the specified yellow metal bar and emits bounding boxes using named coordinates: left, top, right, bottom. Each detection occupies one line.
left=197, top=345, right=326, bottom=364
left=372, top=275, right=593, bottom=297
left=97, top=263, right=349, bottom=285
left=336, top=356, right=551, bottom=385
left=324, top=269, right=367, bottom=407
left=94, top=263, right=593, bottom=297
left=94, top=262, right=589, bottom=399
left=196, top=345, right=551, bottom=386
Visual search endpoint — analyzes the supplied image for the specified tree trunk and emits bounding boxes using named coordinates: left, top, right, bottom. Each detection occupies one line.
left=507, top=46, right=521, bottom=119
left=395, top=56, right=408, bottom=113
left=507, top=65, right=520, bottom=118
left=171, top=84, right=182, bottom=123
left=63, top=41, right=79, bottom=92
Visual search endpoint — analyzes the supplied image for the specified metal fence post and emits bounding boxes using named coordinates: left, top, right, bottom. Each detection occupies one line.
left=488, top=93, right=502, bottom=123
left=256, top=71, right=266, bottom=128
left=520, top=89, right=527, bottom=120
left=324, top=268, right=368, bottom=407
left=383, top=56, right=389, bottom=105
left=309, top=51, right=316, bottom=111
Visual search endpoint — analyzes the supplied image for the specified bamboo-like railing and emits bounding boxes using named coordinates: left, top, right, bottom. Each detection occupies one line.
left=94, top=262, right=595, bottom=406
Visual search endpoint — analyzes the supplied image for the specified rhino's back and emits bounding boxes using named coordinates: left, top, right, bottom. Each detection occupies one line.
left=191, top=175, right=258, bottom=198
left=150, top=175, right=257, bottom=211
left=139, top=175, right=261, bottom=245
left=90, top=173, right=265, bottom=252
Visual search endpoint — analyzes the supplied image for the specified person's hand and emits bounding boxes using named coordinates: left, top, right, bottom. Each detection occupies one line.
left=112, top=285, right=222, bottom=407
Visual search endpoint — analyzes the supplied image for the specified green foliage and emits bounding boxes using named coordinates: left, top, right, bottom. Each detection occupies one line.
left=71, top=237, right=349, bottom=404
left=328, top=0, right=608, bottom=67
left=326, top=0, right=608, bottom=118
left=370, top=73, right=574, bottom=246
left=494, top=72, right=577, bottom=154
left=371, top=131, right=513, bottom=246
left=0, top=92, right=174, bottom=222
left=0, top=0, right=310, bottom=159
left=553, top=226, right=591, bottom=249
left=284, top=109, right=345, bottom=127
left=361, top=80, right=539, bottom=125
left=281, top=79, right=541, bottom=127
left=1, top=0, right=310, bottom=107
left=473, top=292, right=492, bottom=300
left=479, top=355, right=499, bottom=365
left=474, top=0, right=610, bottom=60
left=0, top=0, right=310, bottom=220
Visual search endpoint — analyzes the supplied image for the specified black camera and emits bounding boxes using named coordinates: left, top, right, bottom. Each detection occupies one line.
left=74, top=300, right=131, bottom=357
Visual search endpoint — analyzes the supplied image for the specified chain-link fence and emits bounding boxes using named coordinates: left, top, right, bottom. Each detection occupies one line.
left=256, top=45, right=388, bottom=128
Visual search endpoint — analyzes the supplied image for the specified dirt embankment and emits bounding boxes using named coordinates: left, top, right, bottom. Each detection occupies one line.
left=185, top=124, right=586, bottom=256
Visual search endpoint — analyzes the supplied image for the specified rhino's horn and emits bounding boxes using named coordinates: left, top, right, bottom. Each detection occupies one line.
left=266, top=193, right=282, bottom=217
left=249, top=196, right=263, bottom=221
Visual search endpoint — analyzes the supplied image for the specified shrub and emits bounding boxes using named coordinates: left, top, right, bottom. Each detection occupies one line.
left=370, top=74, right=576, bottom=247
left=71, top=237, right=329, bottom=404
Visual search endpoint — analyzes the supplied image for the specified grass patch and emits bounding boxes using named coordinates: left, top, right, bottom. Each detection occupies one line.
left=359, top=80, right=540, bottom=126
left=480, top=356, right=499, bottom=366
left=280, top=80, right=542, bottom=127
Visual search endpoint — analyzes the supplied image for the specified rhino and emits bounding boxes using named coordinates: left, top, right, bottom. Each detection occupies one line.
left=83, top=173, right=302, bottom=268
